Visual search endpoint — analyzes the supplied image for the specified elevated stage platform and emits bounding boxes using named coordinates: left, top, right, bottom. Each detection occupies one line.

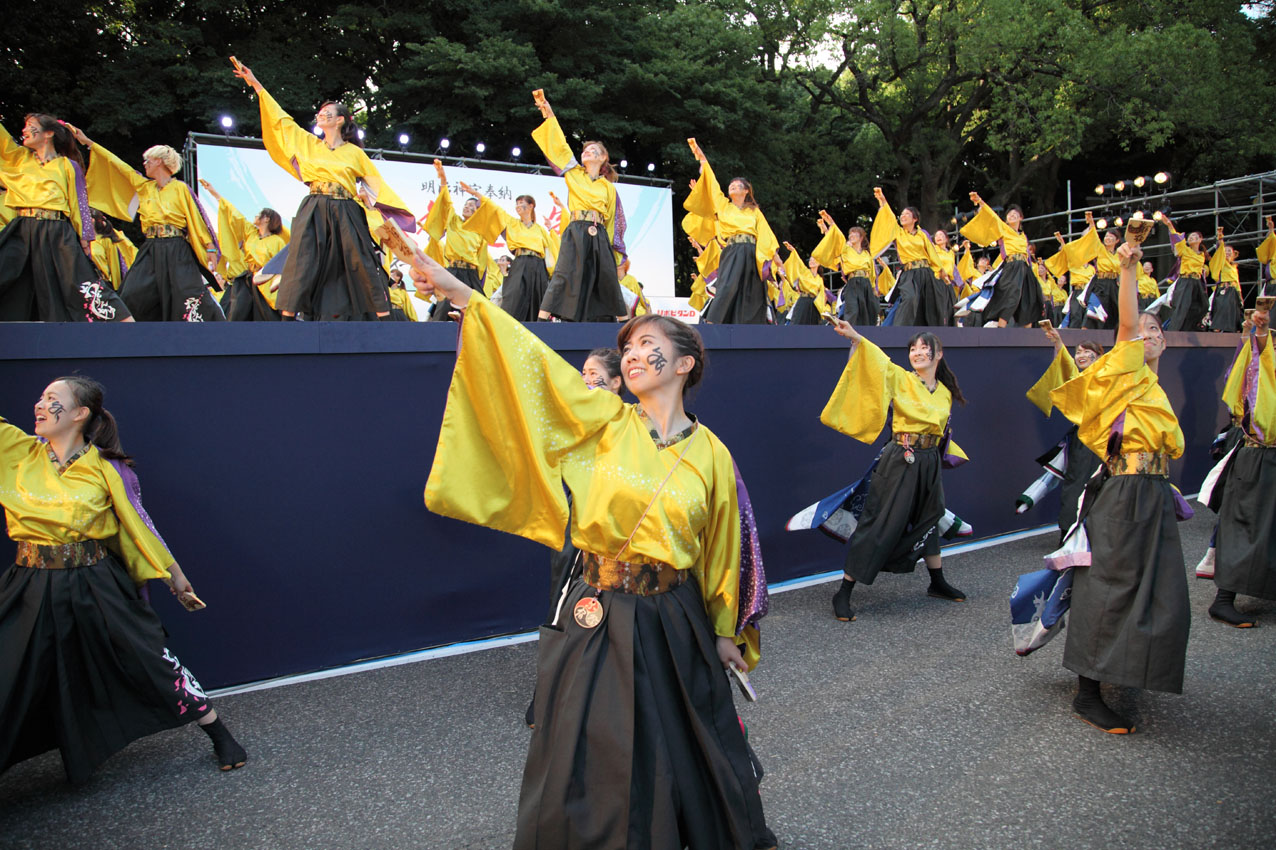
left=0, top=324, right=1239, bottom=689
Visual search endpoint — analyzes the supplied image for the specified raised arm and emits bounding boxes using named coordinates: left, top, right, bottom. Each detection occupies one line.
left=1115, top=241, right=1142, bottom=343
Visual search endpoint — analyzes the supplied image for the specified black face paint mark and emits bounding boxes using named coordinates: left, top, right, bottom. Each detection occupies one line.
left=48, top=400, right=66, bottom=422
left=647, top=346, right=668, bottom=375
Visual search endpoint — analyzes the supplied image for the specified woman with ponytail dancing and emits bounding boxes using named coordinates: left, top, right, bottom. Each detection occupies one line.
left=0, top=114, right=131, bottom=321
left=0, top=377, right=246, bottom=783
left=961, top=192, right=1043, bottom=328
left=819, top=321, right=971, bottom=621
left=868, top=187, right=949, bottom=326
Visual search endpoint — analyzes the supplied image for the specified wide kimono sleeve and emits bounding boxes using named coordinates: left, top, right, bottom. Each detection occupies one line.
left=352, top=149, right=415, bottom=232
left=424, top=291, right=626, bottom=549
left=0, top=417, right=38, bottom=492
left=1026, top=347, right=1079, bottom=416
left=810, top=225, right=845, bottom=271
left=85, top=142, right=148, bottom=222
left=1063, top=227, right=1101, bottom=267
left=1257, top=232, right=1276, bottom=272
left=66, top=159, right=94, bottom=241
left=1222, top=333, right=1276, bottom=438
left=819, top=338, right=900, bottom=443
left=466, top=195, right=516, bottom=244
left=175, top=181, right=220, bottom=263
left=217, top=197, right=251, bottom=277
left=102, top=461, right=176, bottom=583
left=1049, top=340, right=1151, bottom=457
left=683, top=160, right=729, bottom=221
left=681, top=209, right=717, bottom=247
left=117, top=232, right=138, bottom=268
left=869, top=203, right=899, bottom=258
left=876, top=263, right=896, bottom=297
left=0, top=123, right=27, bottom=168
left=753, top=210, right=780, bottom=278
left=531, top=113, right=578, bottom=175
left=1208, top=239, right=1228, bottom=281
left=960, top=202, right=1010, bottom=248
left=256, top=87, right=316, bottom=182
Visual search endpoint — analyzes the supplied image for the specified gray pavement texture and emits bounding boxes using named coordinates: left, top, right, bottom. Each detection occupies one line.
left=2, top=512, right=1274, bottom=850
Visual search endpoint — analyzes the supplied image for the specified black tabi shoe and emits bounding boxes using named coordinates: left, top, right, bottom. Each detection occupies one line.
left=525, top=698, right=536, bottom=729
left=926, top=573, right=966, bottom=602
left=200, top=718, right=248, bottom=771
left=831, top=579, right=856, bottom=622
left=1072, top=691, right=1135, bottom=734
left=1208, top=600, right=1257, bottom=629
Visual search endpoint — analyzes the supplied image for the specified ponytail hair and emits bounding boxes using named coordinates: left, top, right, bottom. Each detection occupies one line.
left=54, top=375, right=133, bottom=465
left=907, top=332, right=966, bottom=406
left=25, top=113, right=85, bottom=170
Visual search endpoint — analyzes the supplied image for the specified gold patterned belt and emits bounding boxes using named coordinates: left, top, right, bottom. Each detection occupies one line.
left=569, top=210, right=605, bottom=225
left=724, top=233, right=757, bottom=246
left=15, top=207, right=67, bottom=221
left=1242, top=434, right=1275, bottom=449
left=1179, top=272, right=1204, bottom=280
left=894, top=432, right=941, bottom=449
left=1106, top=451, right=1169, bottom=477
left=902, top=259, right=930, bottom=270
left=15, top=540, right=107, bottom=570
left=511, top=248, right=543, bottom=258
left=145, top=224, right=188, bottom=239
left=448, top=261, right=478, bottom=271
left=1094, top=272, right=1119, bottom=280
left=581, top=552, right=686, bottom=596
left=1006, top=253, right=1029, bottom=264
left=309, top=181, right=355, bottom=200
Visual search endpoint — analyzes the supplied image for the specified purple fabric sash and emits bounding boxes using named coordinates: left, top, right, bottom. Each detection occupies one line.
left=71, top=160, right=95, bottom=242
left=611, top=192, right=628, bottom=260
left=107, top=458, right=171, bottom=551
left=732, top=460, right=769, bottom=636
left=186, top=183, right=221, bottom=261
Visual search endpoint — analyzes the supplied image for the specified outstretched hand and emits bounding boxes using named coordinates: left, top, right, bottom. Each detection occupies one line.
left=459, top=181, right=480, bottom=197
left=873, top=186, right=886, bottom=206
left=433, top=159, right=447, bottom=183
left=532, top=89, right=552, bottom=119
left=230, top=59, right=261, bottom=91
left=829, top=317, right=861, bottom=341
left=62, top=121, right=90, bottom=147
left=968, top=191, right=983, bottom=207
left=1116, top=242, right=1142, bottom=268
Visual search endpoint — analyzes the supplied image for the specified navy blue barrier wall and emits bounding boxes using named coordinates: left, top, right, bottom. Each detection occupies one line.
left=0, top=324, right=1238, bottom=688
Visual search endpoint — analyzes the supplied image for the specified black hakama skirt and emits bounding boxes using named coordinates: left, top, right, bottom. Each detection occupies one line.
left=1081, top=276, right=1119, bottom=330
left=887, top=267, right=952, bottom=327
left=1064, top=291, right=1086, bottom=328
left=120, top=236, right=225, bottom=322
left=1214, top=445, right=1276, bottom=599
left=276, top=194, right=390, bottom=321
left=982, top=258, right=1043, bottom=327
left=517, top=573, right=774, bottom=850
left=839, top=274, right=878, bottom=325
left=702, top=241, right=769, bottom=325
left=1063, top=475, right=1190, bottom=693
left=1164, top=275, right=1209, bottom=332
left=0, top=216, right=131, bottom=322
left=540, top=220, right=627, bottom=322
left=429, top=266, right=481, bottom=321
left=1057, top=428, right=1103, bottom=542
left=1210, top=286, right=1243, bottom=333
left=0, top=553, right=213, bottom=784
left=225, top=271, right=281, bottom=321
left=500, top=255, right=552, bottom=322
left=787, top=294, right=822, bottom=325
left=843, top=442, right=945, bottom=583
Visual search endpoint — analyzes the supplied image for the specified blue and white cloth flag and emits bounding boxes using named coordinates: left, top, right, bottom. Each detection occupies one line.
left=1010, top=567, right=1073, bottom=655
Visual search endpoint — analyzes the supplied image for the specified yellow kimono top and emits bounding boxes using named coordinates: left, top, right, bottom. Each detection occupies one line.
left=0, top=420, right=175, bottom=584
left=255, top=88, right=412, bottom=231
left=684, top=161, right=780, bottom=280
left=960, top=202, right=1028, bottom=257
left=1064, top=227, right=1120, bottom=276
left=86, top=142, right=219, bottom=264
left=1136, top=270, right=1160, bottom=300
left=421, top=184, right=490, bottom=275
left=618, top=273, right=651, bottom=316
left=467, top=196, right=560, bottom=263
left=870, top=203, right=943, bottom=267
left=1222, top=332, right=1276, bottom=445
left=1170, top=229, right=1206, bottom=277
left=0, top=188, right=14, bottom=229
left=1026, top=347, right=1079, bottom=416
left=1036, top=266, right=1067, bottom=305
left=811, top=226, right=874, bottom=278
left=0, top=124, right=93, bottom=239
left=483, top=262, right=504, bottom=297
left=1043, top=246, right=1070, bottom=281
left=531, top=114, right=621, bottom=254
left=1209, top=240, right=1239, bottom=290
left=819, top=339, right=969, bottom=463
left=425, top=292, right=761, bottom=667
left=1257, top=232, right=1276, bottom=280
left=783, top=249, right=830, bottom=315
left=689, top=240, right=722, bottom=312
left=217, top=198, right=288, bottom=275
left=876, top=263, right=896, bottom=297
left=1050, top=340, right=1185, bottom=459
left=387, top=286, right=419, bottom=320
left=90, top=232, right=138, bottom=290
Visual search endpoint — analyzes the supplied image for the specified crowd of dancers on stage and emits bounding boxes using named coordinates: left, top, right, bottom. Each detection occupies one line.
left=3, top=60, right=1276, bottom=850
left=2, top=59, right=1273, bottom=326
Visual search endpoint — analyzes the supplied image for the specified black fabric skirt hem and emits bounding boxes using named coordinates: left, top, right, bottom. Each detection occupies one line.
left=982, top=259, right=1043, bottom=326
left=839, top=275, right=878, bottom=325
left=703, top=241, right=770, bottom=325
left=843, top=443, right=945, bottom=584
left=121, top=237, right=225, bottom=322
left=276, top=194, right=390, bottom=321
left=539, top=220, right=626, bottom=322
left=0, top=217, right=131, bottom=322
left=1210, top=286, right=1243, bottom=333
left=498, top=254, right=551, bottom=322
left=1214, top=445, right=1276, bottom=599
left=225, top=270, right=281, bottom=321
left=885, top=267, right=953, bottom=327
left=1164, top=275, right=1209, bottom=332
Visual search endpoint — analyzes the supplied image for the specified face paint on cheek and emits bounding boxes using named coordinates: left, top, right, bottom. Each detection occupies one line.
left=48, top=400, right=65, bottom=422
left=647, top=346, right=668, bottom=375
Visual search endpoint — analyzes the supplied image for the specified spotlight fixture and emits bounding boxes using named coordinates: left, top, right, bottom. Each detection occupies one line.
left=475, top=142, right=486, bottom=155
left=619, top=159, right=628, bottom=169
left=439, top=138, right=451, bottom=150
left=511, top=146, right=522, bottom=159
left=398, top=133, right=410, bottom=146
left=646, top=163, right=656, bottom=173
left=1096, top=218, right=1108, bottom=230
left=1131, top=210, right=1145, bottom=221
left=1154, top=171, right=1170, bottom=184
left=1114, top=215, right=1124, bottom=227
left=1133, top=175, right=1146, bottom=188
left=357, top=129, right=365, bottom=141
left=1094, top=184, right=1105, bottom=195
left=219, top=115, right=234, bottom=130
left=1152, top=210, right=1164, bottom=222
left=1114, top=180, right=1126, bottom=192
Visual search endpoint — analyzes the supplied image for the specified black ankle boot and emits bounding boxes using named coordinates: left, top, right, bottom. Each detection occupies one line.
left=1072, top=676, right=1134, bottom=734
left=831, top=577, right=856, bottom=622
left=525, top=696, right=536, bottom=729
left=926, top=568, right=966, bottom=602
left=200, top=717, right=248, bottom=771
left=1209, top=588, right=1256, bottom=628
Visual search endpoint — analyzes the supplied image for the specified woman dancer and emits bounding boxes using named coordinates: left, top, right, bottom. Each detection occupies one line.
left=1162, top=216, right=1210, bottom=332
left=0, top=115, right=131, bottom=321
left=1208, top=227, right=1243, bottom=333
left=232, top=61, right=413, bottom=320
left=961, top=192, right=1042, bottom=327
left=386, top=269, right=418, bottom=321
left=1, top=376, right=246, bottom=782
left=463, top=183, right=559, bottom=321
left=869, top=187, right=949, bottom=326
left=812, top=211, right=877, bottom=324
left=401, top=246, right=775, bottom=849
left=88, top=210, right=137, bottom=291
left=1204, top=301, right=1274, bottom=626
left=421, top=161, right=491, bottom=321
left=1059, top=211, right=1122, bottom=330
left=1045, top=226, right=1189, bottom=734
left=822, top=322, right=970, bottom=621
left=531, top=89, right=627, bottom=322
left=780, top=242, right=831, bottom=324
left=71, top=126, right=224, bottom=321
left=199, top=179, right=286, bottom=321
left=684, top=138, right=781, bottom=324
